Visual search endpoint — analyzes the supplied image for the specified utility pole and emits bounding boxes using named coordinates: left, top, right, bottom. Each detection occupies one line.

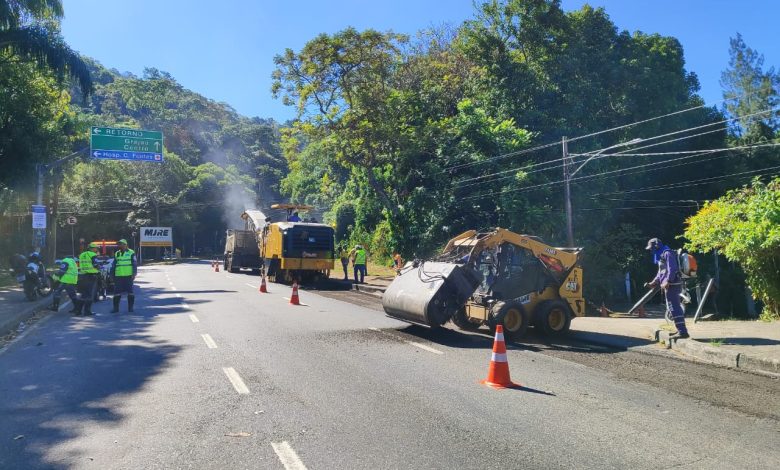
left=562, top=136, right=574, bottom=247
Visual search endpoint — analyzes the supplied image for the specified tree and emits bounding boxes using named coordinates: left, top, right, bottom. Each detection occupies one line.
left=720, top=33, right=779, bottom=141
left=684, top=177, right=780, bottom=319
left=0, top=0, right=92, bottom=94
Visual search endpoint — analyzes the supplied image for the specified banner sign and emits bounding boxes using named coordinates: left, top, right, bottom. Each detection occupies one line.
left=31, top=205, right=46, bottom=229
left=140, top=226, right=173, bottom=247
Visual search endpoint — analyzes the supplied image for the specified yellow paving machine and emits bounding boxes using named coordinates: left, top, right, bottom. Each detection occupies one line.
left=382, top=228, right=585, bottom=340
left=240, top=204, right=335, bottom=282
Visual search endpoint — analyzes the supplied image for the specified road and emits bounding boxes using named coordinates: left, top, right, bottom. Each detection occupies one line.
left=1, top=260, right=778, bottom=469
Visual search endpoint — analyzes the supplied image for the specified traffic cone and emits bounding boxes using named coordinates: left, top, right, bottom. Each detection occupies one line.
left=289, top=281, right=300, bottom=305
left=480, top=325, right=520, bottom=389
left=259, top=275, right=268, bottom=293
left=214, top=261, right=220, bottom=272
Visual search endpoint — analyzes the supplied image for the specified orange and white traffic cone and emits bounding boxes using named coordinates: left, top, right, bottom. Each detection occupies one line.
left=214, top=261, right=220, bottom=273
left=480, top=325, right=520, bottom=389
left=289, top=281, right=300, bottom=305
left=259, top=275, right=268, bottom=293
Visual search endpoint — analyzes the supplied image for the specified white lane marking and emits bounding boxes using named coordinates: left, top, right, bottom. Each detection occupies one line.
left=271, top=441, right=308, bottom=470
left=189, top=314, right=199, bottom=323
left=370, top=327, right=443, bottom=355
left=223, top=367, right=250, bottom=394
left=246, top=283, right=258, bottom=289
left=181, top=302, right=190, bottom=310
left=201, top=334, right=218, bottom=349
left=406, top=341, right=444, bottom=355
left=171, top=286, right=177, bottom=291
left=175, top=293, right=182, bottom=298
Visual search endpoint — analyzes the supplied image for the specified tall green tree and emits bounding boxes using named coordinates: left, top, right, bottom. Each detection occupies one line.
left=0, top=0, right=92, bottom=94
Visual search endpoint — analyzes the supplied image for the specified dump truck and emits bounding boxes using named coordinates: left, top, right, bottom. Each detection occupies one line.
left=382, top=228, right=584, bottom=341
left=224, top=229, right=262, bottom=273
left=239, top=204, right=335, bottom=282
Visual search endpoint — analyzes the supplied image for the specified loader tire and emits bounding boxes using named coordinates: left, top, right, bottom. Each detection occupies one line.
left=490, top=301, right=529, bottom=342
left=534, top=300, right=572, bottom=336
left=451, top=307, right=480, bottom=331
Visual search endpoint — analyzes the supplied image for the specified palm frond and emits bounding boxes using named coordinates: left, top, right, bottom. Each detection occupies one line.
left=1, top=0, right=63, bottom=29
left=0, top=24, right=93, bottom=95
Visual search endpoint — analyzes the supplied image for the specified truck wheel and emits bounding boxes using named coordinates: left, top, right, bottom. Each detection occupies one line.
left=494, top=301, right=529, bottom=342
left=534, top=300, right=572, bottom=336
left=451, top=307, right=480, bottom=331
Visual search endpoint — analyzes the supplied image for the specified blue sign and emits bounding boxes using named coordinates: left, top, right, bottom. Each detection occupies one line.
left=31, top=205, right=47, bottom=229
left=91, top=150, right=164, bottom=163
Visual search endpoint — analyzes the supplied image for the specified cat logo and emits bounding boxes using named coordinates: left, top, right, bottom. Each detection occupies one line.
left=545, top=247, right=557, bottom=255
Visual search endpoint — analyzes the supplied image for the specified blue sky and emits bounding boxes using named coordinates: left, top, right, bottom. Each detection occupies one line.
left=61, top=1, right=778, bottom=122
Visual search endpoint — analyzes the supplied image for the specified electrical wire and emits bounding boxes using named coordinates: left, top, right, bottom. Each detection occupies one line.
left=444, top=90, right=765, bottom=172
left=461, top=142, right=780, bottom=201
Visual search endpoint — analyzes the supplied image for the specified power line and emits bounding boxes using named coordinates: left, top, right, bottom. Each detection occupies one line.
left=444, top=90, right=763, bottom=172
left=453, top=107, right=777, bottom=190
left=461, top=142, right=780, bottom=201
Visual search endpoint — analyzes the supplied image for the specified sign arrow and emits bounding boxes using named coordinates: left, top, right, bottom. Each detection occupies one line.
left=93, top=151, right=101, bottom=158
left=155, top=141, right=160, bottom=151
left=92, top=128, right=101, bottom=134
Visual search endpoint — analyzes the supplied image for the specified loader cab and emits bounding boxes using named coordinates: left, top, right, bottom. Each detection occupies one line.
left=476, top=242, right=548, bottom=299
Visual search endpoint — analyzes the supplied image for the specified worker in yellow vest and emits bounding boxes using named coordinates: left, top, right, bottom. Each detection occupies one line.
left=351, top=244, right=367, bottom=284
left=76, top=242, right=101, bottom=316
left=49, top=256, right=81, bottom=314
left=111, top=239, right=137, bottom=313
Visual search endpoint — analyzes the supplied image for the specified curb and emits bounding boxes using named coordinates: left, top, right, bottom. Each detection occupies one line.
left=353, top=284, right=386, bottom=298
left=656, top=329, right=779, bottom=376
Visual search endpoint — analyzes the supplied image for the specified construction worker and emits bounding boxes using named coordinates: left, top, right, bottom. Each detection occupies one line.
left=76, top=242, right=101, bottom=316
left=645, top=238, right=689, bottom=339
left=352, top=244, right=367, bottom=284
left=111, top=239, right=137, bottom=313
left=287, top=211, right=301, bottom=222
left=338, top=242, right=350, bottom=280
left=392, top=251, right=404, bottom=276
left=50, top=256, right=81, bottom=314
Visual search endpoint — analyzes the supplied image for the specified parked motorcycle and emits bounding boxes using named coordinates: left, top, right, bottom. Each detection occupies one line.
left=21, top=253, right=51, bottom=301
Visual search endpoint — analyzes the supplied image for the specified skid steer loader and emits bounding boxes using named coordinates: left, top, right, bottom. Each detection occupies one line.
left=382, top=228, right=585, bottom=341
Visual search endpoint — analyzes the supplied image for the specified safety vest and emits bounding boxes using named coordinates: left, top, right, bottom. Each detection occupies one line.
left=79, top=250, right=99, bottom=274
left=355, top=249, right=367, bottom=265
left=115, top=249, right=135, bottom=277
left=61, top=258, right=79, bottom=285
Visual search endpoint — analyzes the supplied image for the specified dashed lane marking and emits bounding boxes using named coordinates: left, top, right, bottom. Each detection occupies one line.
left=223, top=367, right=250, bottom=394
left=201, top=334, right=218, bottom=349
left=171, top=286, right=177, bottom=290
left=246, top=283, right=258, bottom=289
left=189, top=314, right=199, bottom=323
left=181, top=302, right=190, bottom=310
left=271, top=441, right=308, bottom=470
left=175, top=293, right=182, bottom=298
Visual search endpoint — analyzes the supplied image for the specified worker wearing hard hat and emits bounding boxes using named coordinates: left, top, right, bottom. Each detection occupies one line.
left=645, top=238, right=689, bottom=339
left=76, top=242, right=101, bottom=316
left=351, top=244, right=367, bottom=284
left=111, top=239, right=137, bottom=313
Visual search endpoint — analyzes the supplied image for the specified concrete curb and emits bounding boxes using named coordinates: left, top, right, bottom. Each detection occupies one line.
left=353, top=284, right=386, bottom=298
left=655, top=329, right=779, bottom=376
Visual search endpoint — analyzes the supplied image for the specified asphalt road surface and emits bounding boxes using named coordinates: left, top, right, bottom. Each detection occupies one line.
left=1, top=260, right=778, bottom=469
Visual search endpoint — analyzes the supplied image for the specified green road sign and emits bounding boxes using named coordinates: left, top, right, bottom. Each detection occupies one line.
left=90, top=126, right=164, bottom=162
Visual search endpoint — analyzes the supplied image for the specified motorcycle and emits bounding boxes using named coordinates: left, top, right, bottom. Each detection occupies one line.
left=22, top=258, right=51, bottom=301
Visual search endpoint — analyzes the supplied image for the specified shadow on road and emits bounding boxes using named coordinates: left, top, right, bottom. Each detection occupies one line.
left=0, top=283, right=206, bottom=469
